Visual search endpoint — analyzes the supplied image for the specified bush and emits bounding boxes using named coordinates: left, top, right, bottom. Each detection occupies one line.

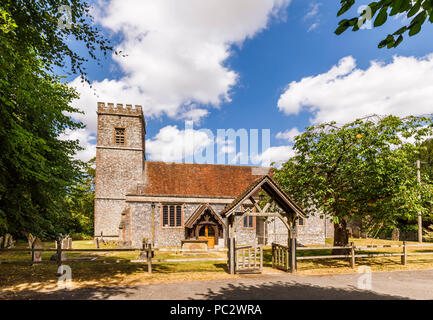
left=424, top=225, right=433, bottom=242
left=70, top=233, right=93, bottom=240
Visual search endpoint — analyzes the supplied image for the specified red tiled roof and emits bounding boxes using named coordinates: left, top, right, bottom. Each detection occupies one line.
left=131, top=161, right=270, bottom=198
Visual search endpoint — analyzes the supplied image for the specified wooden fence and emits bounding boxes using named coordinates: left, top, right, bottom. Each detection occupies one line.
left=272, top=243, right=289, bottom=271
left=296, top=241, right=433, bottom=269
left=0, top=239, right=228, bottom=274
left=3, top=239, right=433, bottom=274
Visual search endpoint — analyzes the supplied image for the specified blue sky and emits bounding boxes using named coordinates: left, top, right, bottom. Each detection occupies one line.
left=66, top=0, right=433, bottom=165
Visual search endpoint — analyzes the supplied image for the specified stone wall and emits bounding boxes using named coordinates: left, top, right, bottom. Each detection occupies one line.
left=297, top=214, right=328, bottom=245
left=233, top=215, right=258, bottom=245
left=94, top=102, right=146, bottom=239
left=126, top=199, right=330, bottom=247
left=94, top=199, right=125, bottom=237
left=127, top=202, right=229, bottom=248
left=267, top=214, right=330, bottom=246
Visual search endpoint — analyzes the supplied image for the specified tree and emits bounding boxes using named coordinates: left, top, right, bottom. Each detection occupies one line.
left=1, top=1, right=112, bottom=80
left=0, top=2, right=111, bottom=239
left=335, top=0, right=433, bottom=49
left=60, top=158, right=95, bottom=236
left=273, top=115, right=433, bottom=248
left=420, top=138, right=433, bottom=181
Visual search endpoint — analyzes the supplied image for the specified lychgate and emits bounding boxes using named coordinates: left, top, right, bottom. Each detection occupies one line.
left=220, top=175, right=306, bottom=274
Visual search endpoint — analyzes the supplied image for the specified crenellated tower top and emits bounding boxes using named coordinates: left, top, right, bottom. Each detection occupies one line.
left=97, top=102, right=143, bottom=116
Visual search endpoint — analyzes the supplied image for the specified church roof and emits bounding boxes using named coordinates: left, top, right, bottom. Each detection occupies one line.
left=184, top=204, right=226, bottom=228
left=130, top=161, right=271, bottom=198
left=220, top=175, right=306, bottom=218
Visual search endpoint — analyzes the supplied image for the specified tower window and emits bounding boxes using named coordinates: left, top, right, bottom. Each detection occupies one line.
left=115, top=128, right=125, bottom=145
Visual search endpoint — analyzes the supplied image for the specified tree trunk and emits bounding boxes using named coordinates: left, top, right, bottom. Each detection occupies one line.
left=333, top=219, right=349, bottom=255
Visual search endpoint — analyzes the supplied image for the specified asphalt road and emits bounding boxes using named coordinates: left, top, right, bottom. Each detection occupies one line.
left=8, top=269, right=433, bottom=300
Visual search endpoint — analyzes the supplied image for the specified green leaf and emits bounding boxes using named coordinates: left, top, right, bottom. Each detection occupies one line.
left=393, top=26, right=408, bottom=35
left=335, top=21, right=350, bottom=35
left=409, top=22, right=422, bottom=36
left=394, top=34, right=404, bottom=47
left=407, top=1, right=422, bottom=17
left=390, top=0, right=404, bottom=16
left=374, top=7, right=389, bottom=27
left=386, top=35, right=395, bottom=48
left=378, top=39, right=388, bottom=48
left=337, top=0, right=355, bottom=16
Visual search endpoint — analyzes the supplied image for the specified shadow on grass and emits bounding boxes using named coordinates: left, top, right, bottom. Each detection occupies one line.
left=4, top=284, right=143, bottom=300
left=193, top=280, right=407, bottom=300
left=0, top=260, right=230, bottom=298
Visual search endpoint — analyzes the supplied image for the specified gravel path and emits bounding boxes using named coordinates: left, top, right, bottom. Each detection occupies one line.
left=7, top=269, right=433, bottom=300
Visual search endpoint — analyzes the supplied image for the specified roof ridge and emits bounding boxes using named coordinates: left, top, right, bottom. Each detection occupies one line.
left=145, top=160, right=270, bottom=169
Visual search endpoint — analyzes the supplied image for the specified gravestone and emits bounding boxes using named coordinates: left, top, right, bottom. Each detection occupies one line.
left=3, top=234, right=9, bottom=248
left=391, top=228, right=400, bottom=241
left=55, top=237, right=72, bottom=249
left=50, top=252, right=67, bottom=261
left=33, top=237, right=42, bottom=262
left=27, top=233, right=34, bottom=248
left=353, top=226, right=361, bottom=238
left=346, top=227, right=352, bottom=238
left=27, top=233, right=34, bottom=254
left=67, top=237, right=72, bottom=249
left=4, top=233, right=14, bottom=248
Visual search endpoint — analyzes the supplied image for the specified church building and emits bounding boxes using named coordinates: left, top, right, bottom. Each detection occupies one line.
left=94, top=102, right=331, bottom=248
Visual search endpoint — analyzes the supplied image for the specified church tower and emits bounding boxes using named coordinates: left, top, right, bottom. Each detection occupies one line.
left=94, top=102, right=146, bottom=240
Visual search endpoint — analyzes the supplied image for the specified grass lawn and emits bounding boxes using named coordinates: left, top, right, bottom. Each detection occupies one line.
left=1, top=238, right=433, bottom=297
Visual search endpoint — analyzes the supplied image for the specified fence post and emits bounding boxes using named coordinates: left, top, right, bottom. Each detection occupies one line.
left=56, top=237, right=62, bottom=268
left=260, top=246, right=263, bottom=271
left=147, top=242, right=152, bottom=274
left=401, top=241, right=407, bottom=265
left=350, top=242, right=355, bottom=269
left=228, top=237, right=236, bottom=274
left=289, top=238, right=297, bottom=273
left=271, top=243, right=275, bottom=269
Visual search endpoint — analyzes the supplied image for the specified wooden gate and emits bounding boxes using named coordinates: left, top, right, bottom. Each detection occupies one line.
left=272, top=240, right=296, bottom=272
left=234, top=245, right=263, bottom=274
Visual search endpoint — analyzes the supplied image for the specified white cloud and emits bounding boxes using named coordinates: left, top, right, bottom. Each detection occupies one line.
left=72, top=1, right=292, bottom=118
left=252, top=145, right=295, bottom=167
left=146, top=125, right=213, bottom=162
left=68, top=0, right=291, bottom=161
left=231, top=152, right=244, bottom=163
left=278, top=54, right=433, bottom=124
left=304, top=2, right=321, bottom=20
left=307, top=23, right=319, bottom=32
left=221, top=145, right=236, bottom=154
left=58, top=128, right=96, bottom=162
left=276, top=127, right=302, bottom=142
left=304, top=2, right=321, bottom=32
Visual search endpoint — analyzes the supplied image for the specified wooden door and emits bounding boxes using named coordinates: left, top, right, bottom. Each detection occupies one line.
left=198, top=225, right=215, bottom=249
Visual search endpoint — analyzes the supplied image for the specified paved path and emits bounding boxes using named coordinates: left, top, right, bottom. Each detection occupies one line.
left=9, top=269, right=433, bottom=300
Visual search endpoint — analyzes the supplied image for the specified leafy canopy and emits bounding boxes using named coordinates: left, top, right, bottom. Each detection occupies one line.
left=335, top=0, right=433, bottom=49
left=0, top=2, right=111, bottom=239
left=274, top=115, right=433, bottom=244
